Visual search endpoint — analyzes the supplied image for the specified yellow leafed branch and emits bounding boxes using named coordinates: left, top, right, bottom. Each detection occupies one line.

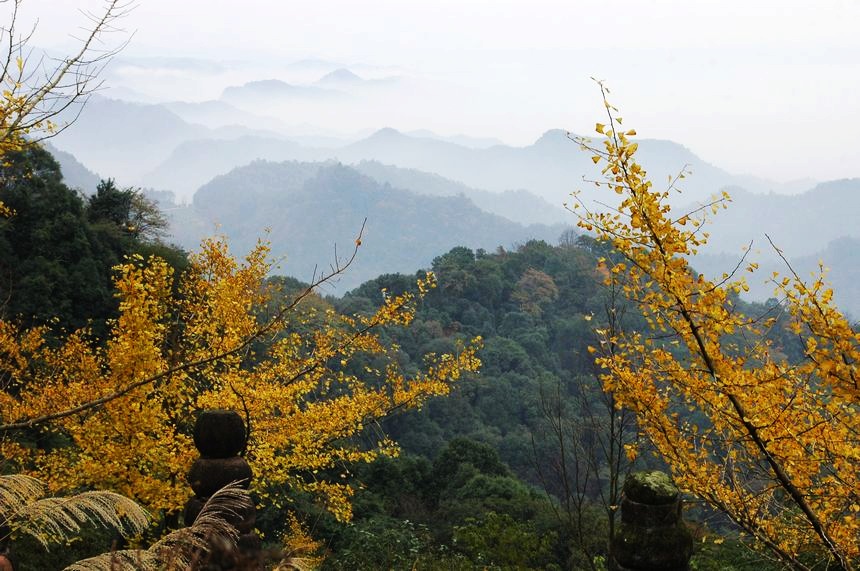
left=572, top=81, right=859, bottom=571
left=0, top=234, right=481, bottom=522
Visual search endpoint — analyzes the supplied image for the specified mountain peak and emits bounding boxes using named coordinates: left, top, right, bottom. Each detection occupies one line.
left=318, top=68, right=364, bottom=84
left=368, top=127, right=405, bottom=140
left=220, top=79, right=295, bottom=100
left=533, top=129, right=570, bottom=146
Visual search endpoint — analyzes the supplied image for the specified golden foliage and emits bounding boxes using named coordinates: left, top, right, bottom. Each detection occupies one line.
left=273, top=514, right=325, bottom=571
left=573, top=82, right=859, bottom=570
left=0, top=236, right=481, bottom=524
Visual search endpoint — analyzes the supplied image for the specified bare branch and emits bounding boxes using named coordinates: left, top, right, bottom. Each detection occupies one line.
left=0, top=0, right=134, bottom=148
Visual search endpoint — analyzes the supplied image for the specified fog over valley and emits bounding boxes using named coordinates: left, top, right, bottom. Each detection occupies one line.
left=45, top=54, right=860, bottom=311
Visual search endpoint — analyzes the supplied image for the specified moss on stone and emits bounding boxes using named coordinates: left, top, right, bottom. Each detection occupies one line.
left=624, top=471, right=679, bottom=505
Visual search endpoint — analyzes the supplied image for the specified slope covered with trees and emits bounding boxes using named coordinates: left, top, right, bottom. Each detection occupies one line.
left=2, top=142, right=800, bottom=569
left=0, top=146, right=181, bottom=335
left=281, top=234, right=803, bottom=569
left=2, top=7, right=855, bottom=563
left=164, top=160, right=569, bottom=292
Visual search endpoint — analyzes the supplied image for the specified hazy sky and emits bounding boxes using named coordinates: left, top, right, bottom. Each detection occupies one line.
left=17, top=0, right=860, bottom=183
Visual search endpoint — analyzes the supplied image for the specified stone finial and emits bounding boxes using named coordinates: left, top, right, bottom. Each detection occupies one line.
left=185, top=409, right=261, bottom=569
left=610, top=471, right=694, bottom=571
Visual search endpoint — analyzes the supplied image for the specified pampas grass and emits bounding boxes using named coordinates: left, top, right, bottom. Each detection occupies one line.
left=65, top=482, right=248, bottom=571
left=0, top=474, right=150, bottom=548
left=0, top=476, right=274, bottom=570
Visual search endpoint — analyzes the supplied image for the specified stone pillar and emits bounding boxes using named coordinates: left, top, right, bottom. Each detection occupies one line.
left=610, top=471, right=693, bottom=571
left=185, top=409, right=260, bottom=569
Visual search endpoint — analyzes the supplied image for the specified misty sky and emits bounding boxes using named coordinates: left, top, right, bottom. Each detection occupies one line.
left=18, top=0, right=860, bottom=183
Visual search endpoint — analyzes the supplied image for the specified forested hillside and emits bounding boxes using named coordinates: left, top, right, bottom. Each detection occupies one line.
left=6, top=141, right=853, bottom=570
left=304, top=237, right=804, bottom=569
left=50, top=132, right=860, bottom=317
left=351, top=160, right=569, bottom=226
left=0, top=146, right=184, bottom=335
left=162, top=160, right=569, bottom=292
left=4, top=1, right=859, bottom=569
left=0, top=146, right=792, bottom=569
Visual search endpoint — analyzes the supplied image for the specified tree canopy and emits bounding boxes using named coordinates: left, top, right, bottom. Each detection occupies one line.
left=572, top=82, right=859, bottom=570
left=0, top=227, right=480, bottom=522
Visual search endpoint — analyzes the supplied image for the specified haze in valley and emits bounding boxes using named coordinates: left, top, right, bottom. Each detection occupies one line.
left=11, top=0, right=860, bottom=311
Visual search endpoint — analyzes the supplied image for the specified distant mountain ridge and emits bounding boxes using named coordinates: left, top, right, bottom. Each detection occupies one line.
left=47, top=95, right=860, bottom=313
left=49, top=93, right=808, bottom=208
left=49, top=142, right=860, bottom=315
left=141, top=136, right=316, bottom=195
left=317, top=68, right=364, bottom=85
left=220, top=79, right=346, bottom=106
left=161, top=100, right=290, bottom=132
left=405, top=130, right=505, bottom=149
left=49, top=95, right=276, bottom=183
left=165, top=160, right=569, bottom=292
left=134, top=124, right=795, bottom=207
left=351, top=160, right=569, bottom=226
left=691, top=179, right=860, bottom=258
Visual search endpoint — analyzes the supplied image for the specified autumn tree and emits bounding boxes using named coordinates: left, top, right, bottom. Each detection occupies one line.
left=0, top=0, right=130, bottom=219
left=0, top=231, right=481, bottom=526
left=0, top=0, right=481, bottom=550
left=512, top=267, right=559, bottom=316
left=0, top=0, right=130, bottom=154
left=571, top=82, right=859, bottom=570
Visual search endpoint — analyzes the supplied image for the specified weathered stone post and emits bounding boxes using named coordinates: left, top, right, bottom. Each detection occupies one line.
left=185, top=409, right=260, bottom=568
left=610, top=471, right=694, bottom=571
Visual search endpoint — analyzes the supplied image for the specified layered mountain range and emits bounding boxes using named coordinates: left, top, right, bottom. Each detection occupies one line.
left=164, top=160, right=568, bottom=292
left=52, top=95, right=802, bottom=203
left=46, top=90, right=860, bottom=314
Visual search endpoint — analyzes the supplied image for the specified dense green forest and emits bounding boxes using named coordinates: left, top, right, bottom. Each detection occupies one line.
left=0, top=146, right=187, bottom=335
left=306, top=238, right=801, bottom=570
left=0, top=146, right=800, bottom=569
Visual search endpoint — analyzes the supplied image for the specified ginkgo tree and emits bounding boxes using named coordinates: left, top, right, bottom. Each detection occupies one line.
left=571, top=82, right=859, bottom=571
left=0, top=0, right=130, bottom=156
left=0, top=0, right=131, bottom=217
left=0, top=232, right=481, bottom=523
